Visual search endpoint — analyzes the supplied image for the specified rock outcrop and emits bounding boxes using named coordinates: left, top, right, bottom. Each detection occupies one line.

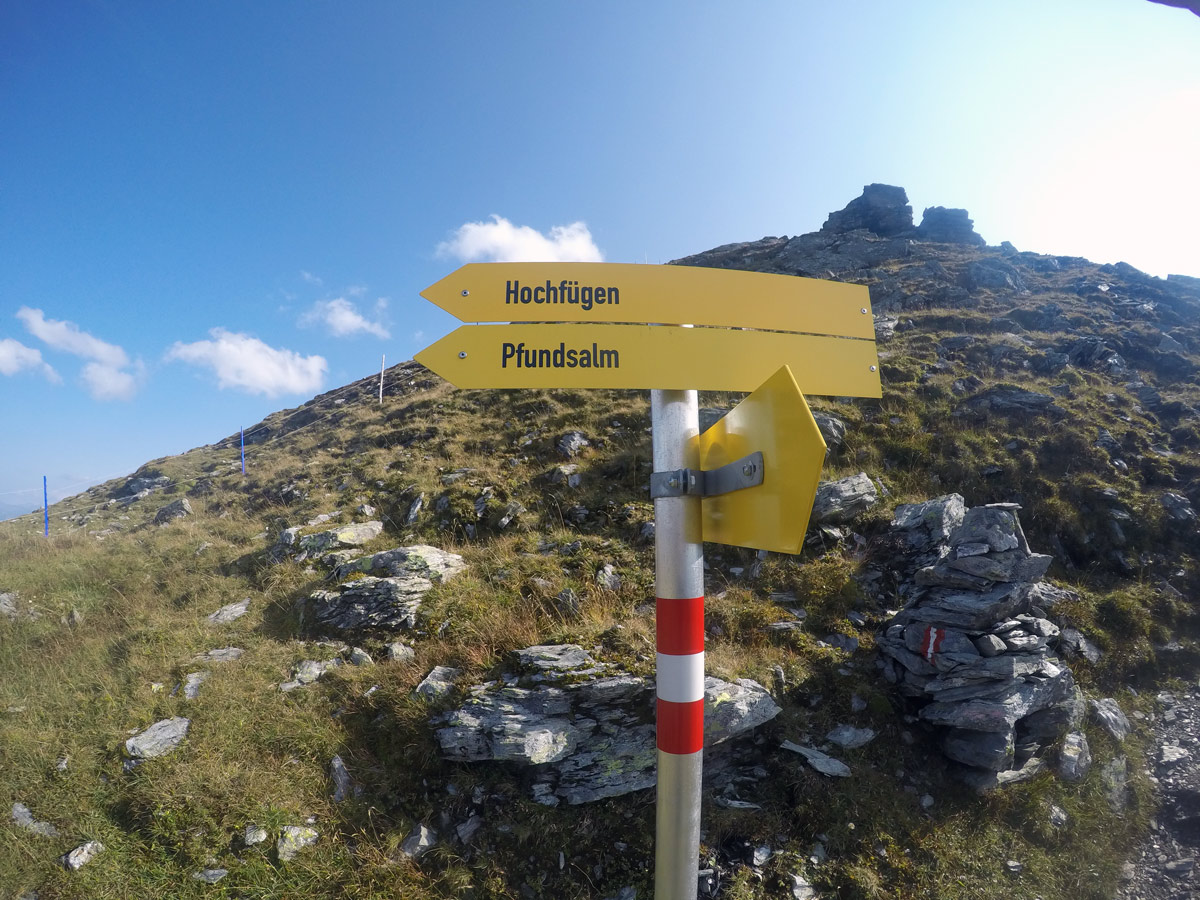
left=124, top=717, right=191, bottom=767
left=876, top=497, right=1084, bottom=786
left=435, top=644, right=780, bottom=805
left=300, top=545, right=466, bottom=633
left=821, top=183, right=915, bottom=237
left=917, top=206, right=986, bottom=245
left=811, top=472, right=879, bottom=524
left=270, top=521, right=384, bottom=564
left=153, top=497, right=193, bottom=525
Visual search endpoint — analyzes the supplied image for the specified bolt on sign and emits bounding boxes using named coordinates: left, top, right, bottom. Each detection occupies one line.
left=415, top=261, right=881, bottom=900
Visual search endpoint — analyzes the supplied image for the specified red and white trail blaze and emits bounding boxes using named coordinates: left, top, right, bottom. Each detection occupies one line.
left=921, top=625, right=946, bottom=664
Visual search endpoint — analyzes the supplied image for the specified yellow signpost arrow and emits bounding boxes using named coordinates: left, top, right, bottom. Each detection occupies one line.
left=415, top=323, right=881, bottom=396
left=695, top=365, right=827, bottom=554
left=421, top=262, right=876, bottom=338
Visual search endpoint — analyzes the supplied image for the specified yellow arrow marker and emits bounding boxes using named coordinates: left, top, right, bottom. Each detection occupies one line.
left=696, top=365, right=827, bottom=554
left=415, top=324, right=881, bottom=396
left=421, top=262, right=875, bottom=339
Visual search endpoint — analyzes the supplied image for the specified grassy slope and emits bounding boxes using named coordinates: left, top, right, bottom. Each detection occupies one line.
left=2, top=248, right=1198, bottom=899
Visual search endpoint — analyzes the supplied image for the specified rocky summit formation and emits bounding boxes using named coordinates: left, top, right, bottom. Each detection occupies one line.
left=916, top=207, right=986, bottom=246
left=875, top=496, right=1085, bottom=787
left=821, top=183, right=915, bottom=237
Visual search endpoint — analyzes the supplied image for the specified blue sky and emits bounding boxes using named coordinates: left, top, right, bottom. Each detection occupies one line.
left=1, top=1, right=1197, bottom=520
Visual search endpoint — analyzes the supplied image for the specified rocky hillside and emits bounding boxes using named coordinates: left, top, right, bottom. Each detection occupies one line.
left=673, top=183, right=1200, bottom=585
left=1, top=185, right=1198, bottom=900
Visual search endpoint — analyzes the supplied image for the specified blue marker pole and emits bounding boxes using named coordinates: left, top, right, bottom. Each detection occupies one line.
left=43, top=476, right=49, bottom=537
left=240, top=427, right=246, bottom=474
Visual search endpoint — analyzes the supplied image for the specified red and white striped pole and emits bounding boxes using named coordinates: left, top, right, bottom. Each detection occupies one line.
left=651, top=388, right=705, bottom=900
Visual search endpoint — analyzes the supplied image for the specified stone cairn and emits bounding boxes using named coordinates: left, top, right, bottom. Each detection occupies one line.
left=876, top=495, right=1083, bottom=787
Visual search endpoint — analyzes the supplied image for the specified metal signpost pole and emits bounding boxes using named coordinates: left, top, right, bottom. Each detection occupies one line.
left=651, top=388, right=705, bottom=900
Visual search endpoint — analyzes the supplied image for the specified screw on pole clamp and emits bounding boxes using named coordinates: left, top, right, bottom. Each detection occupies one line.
left=649, top=450, right=765, bottom=499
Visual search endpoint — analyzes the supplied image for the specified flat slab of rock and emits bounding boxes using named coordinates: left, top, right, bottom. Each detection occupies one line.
left=272, top=521, right=384, bottom=562
left=207, top=599, right=250, bottom=624
left=125, top=717, right=190, bottom=759
left=437, top=647, right=780, bottom=804
left=306, top=577, right=427, bottom=632
left=12, top=802, right=58, bottom=837
left=194, top=647, right=244, bottom=663
left=280, top=658, right=342, bottom=692
left=826, top=725, right=876, bottom=749
left=301, top=521, right=382, bottom=552
left=781, top=741, right=851, bottom=777
left=304, top=546, right=466, bottom=633
left=958, top=386, right=1061, bottom=418
left=332, top=544, right=466, bottom=582
left=514, top=644, right=597, bottom=672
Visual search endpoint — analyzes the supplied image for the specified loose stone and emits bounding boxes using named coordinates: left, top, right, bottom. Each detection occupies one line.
left=125, top=717, right=191, bottom=760
left=194, top=647, right=244, bottom=663
left=330, top=755, right=356, bottom=802
left=400, top=823, right=438, bottom=859
left=826, top=724, right=876, bottom=749
left=1089, top=697, right=1131, bottom=742
left=61, top=841, right=104, bottom=870
left=1058, top=732, right=1092, bottom=782
left=207, top=598, right=250, bottom=624
left=11, top=802, right=58, bottom=837
left=781, top=741, right=851, bottom=777
left=414, top=666, right=462, bottom=700
left=277, top=825, right=319, bottom=862
left=386, top=641, right=416, bottom=662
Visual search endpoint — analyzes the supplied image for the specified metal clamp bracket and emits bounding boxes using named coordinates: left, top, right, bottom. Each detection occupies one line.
left=650, top=450, right=765, bottom=499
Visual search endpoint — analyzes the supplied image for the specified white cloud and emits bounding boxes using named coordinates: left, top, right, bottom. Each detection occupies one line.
left=436, top=216, right=603, bottom=263
left=81, top=361, right=138, bottom=401
left=0, top=337, right=60, bottom=382
left=15, top=307, right=138, bottom=400
left=300, top=270, right=324, bottom=286
left=165, top=328, right=327, bottom=397
left=16, top=307, right=129, bottom=368
left=300, top=297, right=390, bottom=338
